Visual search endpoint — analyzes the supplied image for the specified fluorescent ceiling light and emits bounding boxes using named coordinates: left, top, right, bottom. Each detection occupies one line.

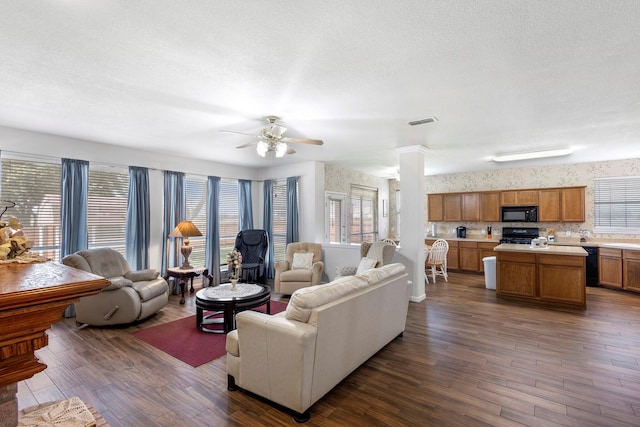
left=492, top=147, right=573, bottom=163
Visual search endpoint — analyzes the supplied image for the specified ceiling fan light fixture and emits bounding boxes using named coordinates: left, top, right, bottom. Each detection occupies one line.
left=492, top=147, right=574, bottom=162
left=275, top=142, right=287, bottom=158
left=256, top=140, right=268, bottom=157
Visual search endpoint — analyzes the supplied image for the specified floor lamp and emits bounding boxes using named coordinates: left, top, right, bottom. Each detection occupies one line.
left=169, top=220, right=203, bottom=269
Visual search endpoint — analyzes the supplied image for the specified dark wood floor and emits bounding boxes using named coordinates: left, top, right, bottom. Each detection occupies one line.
left=18, top=273, right=640, bottom=426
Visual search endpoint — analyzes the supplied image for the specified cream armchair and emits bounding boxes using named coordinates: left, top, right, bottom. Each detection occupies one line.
left=62, top=248, right=169, bottom=326
left=274, top=242, right=324, bottom=294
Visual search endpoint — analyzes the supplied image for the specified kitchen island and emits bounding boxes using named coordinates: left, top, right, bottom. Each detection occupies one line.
left=494, top=243, right=588, bottom=309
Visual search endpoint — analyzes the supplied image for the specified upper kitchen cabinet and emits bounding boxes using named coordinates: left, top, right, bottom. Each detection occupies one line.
left=539, top=187, right=585, bottom=222
left=462, top=193, right=480, bottom=222
left=538, top=189, right=561, bottom=222
left=443, top=193, right=462, bottom=222
left=480, top=192, right=500, bottom=222
left=561, top=187, right=585, bottom=222
left=428, top=194, right=444, bottom=222
left=500, top=190, right=539, bottom=206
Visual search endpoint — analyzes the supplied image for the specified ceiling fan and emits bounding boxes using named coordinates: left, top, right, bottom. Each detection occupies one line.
left=220, top=116, right=323, bottom=158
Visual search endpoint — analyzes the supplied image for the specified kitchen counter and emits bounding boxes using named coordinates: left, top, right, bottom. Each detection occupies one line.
left=495, top=243, right=587, bottom=256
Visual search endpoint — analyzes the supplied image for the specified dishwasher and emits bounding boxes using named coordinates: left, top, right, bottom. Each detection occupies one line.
left=584, top=246, right=599, bottom=287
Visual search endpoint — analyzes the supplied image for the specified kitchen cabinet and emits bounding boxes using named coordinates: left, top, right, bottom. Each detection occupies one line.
left=428, top=194, right=444, bottom=222
left=623, top=250, right=640, bottom=293
left=462, top=193, right=480, bottom=222
left=500, top=190, right=539, bottom=206
left=459, top=241, right=479, bottom=271
left=478, top=242, right=499, bottom=272
left=496, top=245, right=587, bottom=309
left=561, top=187, right=585, bottom=222
left=443, top=194, right=462, bottom=221
left=538, top=189, right=561, bottom=222
left=598, top=248, right=622, bottom=288
left=496, top=251, right=537, bottom=297
left=480, top=192, right=500, bottom=222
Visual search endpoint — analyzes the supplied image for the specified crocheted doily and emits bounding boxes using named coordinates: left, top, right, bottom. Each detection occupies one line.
left=18, top=396, right=96, bottom=427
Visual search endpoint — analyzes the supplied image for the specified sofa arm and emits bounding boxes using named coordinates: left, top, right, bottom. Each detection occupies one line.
left=311, top=261, right=324, bottom=285
left=125, top=269, right=160, bottom=282
left=232, top=311, right=318, bottom=413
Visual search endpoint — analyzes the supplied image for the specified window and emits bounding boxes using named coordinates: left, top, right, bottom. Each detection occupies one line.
left=325, top=191, right=347, bottom=244
left=0, top=153, right=61, bottom=260
left=350, top=185, right=378, bottom=243
left=185, top=174, right=207, bottom=267
left=88, top=163, right=128, bottom=256
left=594, top=176, right=640, bottom=233
left=219, top=179, right=239, bottom=266
left=271, top=179, right=291, bottom=261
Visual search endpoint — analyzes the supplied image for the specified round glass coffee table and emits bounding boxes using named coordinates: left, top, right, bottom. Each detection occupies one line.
left=195, top=283, right=271, bottom=334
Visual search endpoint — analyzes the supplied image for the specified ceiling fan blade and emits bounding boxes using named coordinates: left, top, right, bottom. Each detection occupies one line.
left=236, top=141, right=258, bottom=149
left=286, top=146, right=296, bottom=155
left=220, top=130, right=257, bottom=136
left=282, top=137, right=324, bottom=146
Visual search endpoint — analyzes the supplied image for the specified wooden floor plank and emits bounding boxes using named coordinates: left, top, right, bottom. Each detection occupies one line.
left=14, top=272, right=640, bottom=426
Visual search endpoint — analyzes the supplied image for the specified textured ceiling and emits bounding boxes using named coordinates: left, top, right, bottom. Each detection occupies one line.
left=1, top=1, right=639, bottom=178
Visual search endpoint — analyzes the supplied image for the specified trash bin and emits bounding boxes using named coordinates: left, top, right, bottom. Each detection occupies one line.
left=482, top=256, right=496, bottom=290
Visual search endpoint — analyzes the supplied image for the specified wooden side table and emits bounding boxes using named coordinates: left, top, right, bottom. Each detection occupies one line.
left=164, top=267, right=213, bottom=304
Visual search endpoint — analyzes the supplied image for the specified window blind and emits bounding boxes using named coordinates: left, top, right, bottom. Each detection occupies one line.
left=219, top=179, right=239, bottom=265
left=185, top=174, right=207, bottom=267
left=350, top=185, right=378, bottom=243
left=88, top=163, right=128, bottom=255
left=0, top=154, right=62, bottom=260
left=594, top=176, right=640, bottom=233
left=272, top=179, right=288, bottom=261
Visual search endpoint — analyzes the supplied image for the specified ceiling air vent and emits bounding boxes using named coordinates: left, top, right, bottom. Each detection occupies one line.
left=408, top=117, right=438, bottom=126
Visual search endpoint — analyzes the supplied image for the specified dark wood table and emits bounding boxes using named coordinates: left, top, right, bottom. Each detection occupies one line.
left=164, top=267, right=213, bottom=304
left=195, top=283, right=271, bottom=334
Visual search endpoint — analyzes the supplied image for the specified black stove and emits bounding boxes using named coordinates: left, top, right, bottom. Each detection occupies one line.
left=500, top=227, right=540, bottom=245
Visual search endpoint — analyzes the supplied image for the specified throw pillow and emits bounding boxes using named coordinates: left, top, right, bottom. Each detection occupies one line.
left=356, top=257, right=378, bottom=275
left=292, top=252, right=314, bottom=270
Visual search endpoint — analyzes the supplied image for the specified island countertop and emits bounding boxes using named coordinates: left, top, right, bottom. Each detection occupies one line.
left=494, top=243, right=587, bottom=256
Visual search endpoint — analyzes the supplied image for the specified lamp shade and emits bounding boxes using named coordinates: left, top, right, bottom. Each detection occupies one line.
left=169, top=221, right=202, bottom=238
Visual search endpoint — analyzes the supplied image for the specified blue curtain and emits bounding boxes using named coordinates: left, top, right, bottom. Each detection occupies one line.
left=60, top=158, right=89, bottom=318
left=286, top=176, right=299, bottom=243
left=262, top=179, right=275, bottom=279
left=161, top=171, right=185, bottom=275
left=239, top=179, right=253, bottom=230
left=126, top=166, right=150, bottom=270
left=60, top=158, right=89, bottom=257
left=205, top=176, right=221, bottom=285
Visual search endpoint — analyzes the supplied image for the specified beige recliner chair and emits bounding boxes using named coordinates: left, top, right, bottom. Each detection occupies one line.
left=274, top=242, right=324, bottom=295
left=62, top=248, right=169, bottom=326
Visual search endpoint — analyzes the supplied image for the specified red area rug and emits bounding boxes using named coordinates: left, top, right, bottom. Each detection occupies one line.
left=133, top=300, right=288, bottom=367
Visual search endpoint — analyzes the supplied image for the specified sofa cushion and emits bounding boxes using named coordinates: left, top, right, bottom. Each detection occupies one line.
left=356, top=262, right=406, bottom=285
left=355, top=257, right=377, bottom=275
left=285, top=275, right=368, bottom=323
left=79, top=248, right=130, bottom=278
left=280, top=268, right=313, bottom=282
left=125, top=269, right=160, bottom=282
left=292, top=252, right=314, bottom=270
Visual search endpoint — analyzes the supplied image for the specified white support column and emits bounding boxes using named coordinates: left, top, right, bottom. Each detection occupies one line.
left=397, top=145, right=427, bottom=302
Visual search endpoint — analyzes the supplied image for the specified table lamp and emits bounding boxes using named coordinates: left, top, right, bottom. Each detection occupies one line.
left=169, top=220, right=202, bottom=269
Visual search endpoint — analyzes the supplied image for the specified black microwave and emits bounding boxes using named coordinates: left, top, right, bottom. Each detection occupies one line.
left=501, top=206, right=538, bottom=222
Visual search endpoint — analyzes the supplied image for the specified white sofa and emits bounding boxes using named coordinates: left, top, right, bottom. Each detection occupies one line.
left=226, top=262, right=410, bottom=422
